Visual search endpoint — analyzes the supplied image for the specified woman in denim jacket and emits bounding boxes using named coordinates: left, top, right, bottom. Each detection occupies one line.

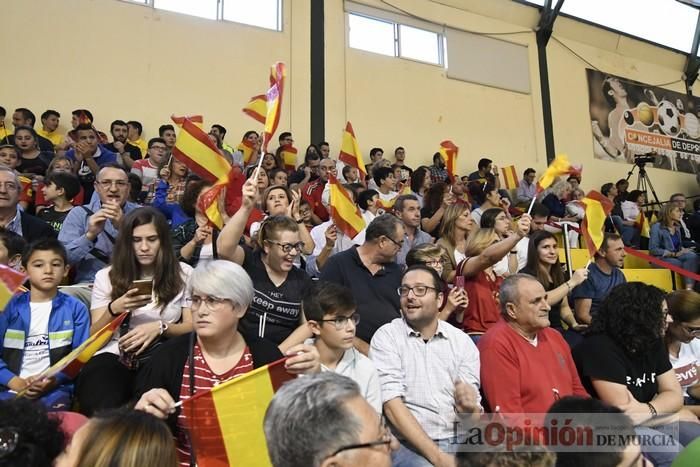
left=650, top=203, right=698, bottom=290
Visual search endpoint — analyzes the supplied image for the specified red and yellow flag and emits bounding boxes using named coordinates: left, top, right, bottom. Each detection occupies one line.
left=263, top=63, right=286, bottom=152
left=242, top=95, right=267, bottom=124
left=182, top=358, right=293, bottom=467
left=279, top=145, right=297, bottom=172
left=172, top=115, right=204, bottom=128
left=537, top=154, right=579, bottom=193
left=329, top=175, right=366, bottom=239
left=172, top=117, right=233, bottom=228
left=500, top=165, right=519, bottom=190
left=338, top=122, right=367, bottom=179
left=0, top=265, right=26, bottom=311
left=377, top=184, right=412, bottom=210
left=237, top=139, right=256, bottom=164
left=635, top=211, right=651, bottom=238
left=439, top=140, right=458, bottom=181
left=579, top=191, right=614, bottom=258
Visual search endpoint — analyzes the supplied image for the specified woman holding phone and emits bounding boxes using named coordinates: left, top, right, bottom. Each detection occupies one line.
left=75, top=207, right=193, bottom=416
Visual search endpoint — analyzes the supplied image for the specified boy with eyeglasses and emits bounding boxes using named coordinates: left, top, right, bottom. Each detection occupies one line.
left=304, top=281, right=382, bottom=413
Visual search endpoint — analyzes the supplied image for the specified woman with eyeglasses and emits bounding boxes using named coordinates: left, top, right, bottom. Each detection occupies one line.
left=134, top=260, right=320, bottom=466
left=218, top=173, right=314, bottom=351
left=665, top=290, right=700, bottom=417
left=573, top=282, right=700, bottom=467
left=75, top=207, right=193, bottom=416
left=455, top=214, right=531, bottom=343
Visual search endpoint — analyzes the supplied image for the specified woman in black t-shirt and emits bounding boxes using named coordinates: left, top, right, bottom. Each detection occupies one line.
left=573, top=282, right=700, bottom=465
left=13, top=126, right=53, bottom=177
left=217, top=172, right=314, bottom=351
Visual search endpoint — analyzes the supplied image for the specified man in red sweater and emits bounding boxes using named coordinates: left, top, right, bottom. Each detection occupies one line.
left=478, top=274, right=588, bottom=415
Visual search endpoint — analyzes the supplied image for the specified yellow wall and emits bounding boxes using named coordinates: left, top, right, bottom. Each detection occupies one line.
left=1, top=0, right=309, bottom=145
left=2, top=0, right=698, bottom=199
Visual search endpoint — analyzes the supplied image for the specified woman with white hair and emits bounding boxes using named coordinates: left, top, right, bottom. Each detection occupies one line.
left=134, top=260, right=320, bottom=465
left=541, top=180, right=580, bottom=248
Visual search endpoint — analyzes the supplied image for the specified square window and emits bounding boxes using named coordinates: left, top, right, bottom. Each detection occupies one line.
left=223, top=0, right=282, bottom=31
left=399, top=24, right=441, bottom=65
left=348, top=14, right=396, bottom=57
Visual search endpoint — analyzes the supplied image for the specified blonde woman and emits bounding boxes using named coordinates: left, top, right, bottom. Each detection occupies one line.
left=650, top=203, right=698, bottom=290
left=437, top=203, right=473, bottom=282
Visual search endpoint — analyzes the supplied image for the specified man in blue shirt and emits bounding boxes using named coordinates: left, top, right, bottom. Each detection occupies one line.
left=58, top=165, right=139, bottom=285
left=571, top=233, right=627, bottom=324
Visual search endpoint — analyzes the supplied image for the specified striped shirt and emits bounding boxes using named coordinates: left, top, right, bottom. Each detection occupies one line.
left=370, top=318, right=481, bottom=440
left=176, top=343, right=253, bottom=466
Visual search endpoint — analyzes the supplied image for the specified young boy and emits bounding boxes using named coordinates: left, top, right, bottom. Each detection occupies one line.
left=38, top=172, right=81, bottom=234
left=0, top=228, right=27, bottom=271
left=0, top=144, right=20, bottom=170
left=0, top=239, right=90, bottom=410
left=303, top=281, right=382, bottom=413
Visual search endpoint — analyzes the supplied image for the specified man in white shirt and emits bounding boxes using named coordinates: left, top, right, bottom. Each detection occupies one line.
left=370, top=265, right=481, bottom=467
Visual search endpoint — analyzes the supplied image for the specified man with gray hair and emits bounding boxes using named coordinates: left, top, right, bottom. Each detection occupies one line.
left=478, top=274, right=587, bottom=415
left=0, top=166, right=54, bottom=243
left=264, top=372, right=397, bottom=467
left=320, top=214, right=405, bottom=355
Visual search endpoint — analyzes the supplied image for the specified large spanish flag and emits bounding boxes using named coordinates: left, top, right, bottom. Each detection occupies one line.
left=242, top=95, right=267, bottom=124
left=329, top=175, right=366, bottom=239
left=279, top=145, right=298, bottom=172
left=537, top=154, right=579, bottom=193
left=338, top=122, right=367, bottom=179
left=0, top=265, right=26, bottom=311
left=579, top=191, right=614, bottom=258
left=16, top=312, right=129, bottom=399
left=500, top=165, right=519, bottom=190
left=439, top=140, right=458, bottom=181
left=182, top=358, right=293, bottom=467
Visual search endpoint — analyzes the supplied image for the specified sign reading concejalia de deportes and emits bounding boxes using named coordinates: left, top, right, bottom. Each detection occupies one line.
left=586, top=68, right=700, bottom=175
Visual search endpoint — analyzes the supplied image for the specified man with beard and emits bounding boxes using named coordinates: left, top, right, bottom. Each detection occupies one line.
left=370, top=265, right=481, bottom=467
left=104, top=120, right=142, bottom=169
left=394, top=195, right=432, bottom=267
left=428, top=152, right=449, bottom=185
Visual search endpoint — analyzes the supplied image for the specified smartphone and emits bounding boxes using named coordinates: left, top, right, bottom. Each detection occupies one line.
left=455, top=276, right=465, bottom=290
left=130, top=279, right=153, bottom=296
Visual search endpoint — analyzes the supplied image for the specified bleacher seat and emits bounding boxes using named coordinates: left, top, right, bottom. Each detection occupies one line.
left=623, top=251, right=651, bottom=269
left=558, top=248, right=590, bottom=270
left=621, top=269, right=675, bottom=292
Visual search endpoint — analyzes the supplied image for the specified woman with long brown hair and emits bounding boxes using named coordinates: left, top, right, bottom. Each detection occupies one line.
left=665, top=290, right=700, bottom=417
left=75, top=207, right=193, bottom=416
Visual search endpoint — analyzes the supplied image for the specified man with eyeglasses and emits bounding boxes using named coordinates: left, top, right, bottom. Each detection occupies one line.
left=65, top=124, right=118, bottom=200
left=370, top=265, right=482, bottom=467
left=264, top=372, right=397, bottom=467
left=320, top=214, right=405, bottom=355
left=59, top=165, right=139, bottom=285
left=0, top=166, right=54, bottom=243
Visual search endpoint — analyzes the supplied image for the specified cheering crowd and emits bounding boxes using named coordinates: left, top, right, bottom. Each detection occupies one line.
left=0, top=105, right=700, bottom=466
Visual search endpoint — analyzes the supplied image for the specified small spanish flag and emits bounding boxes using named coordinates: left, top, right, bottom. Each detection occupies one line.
left=635, top=211, right=651, bottom=238
left=339, top=122, right=367, bottom=179
left=172, top=115, right=204, bottom=128
left=262, top=62, right=286, bottom=152
left=237, top=139, right=256, bottom=164
left=329, top=175, right=366, bottom=239
left=537, top=154, right=579, bottom=193
left=579, top=191, right=613, bottom=258
left=500, top=166, right=519, bottom=190
left=0, top=265, right=26, bottom=311
left=279, top=145, right=297, bottom=172
left=242, top=95, right=267, bottom=124
left=377, top=184, right=412, bottom=210
left=439, top=140, right=458, bottom=182
left=182, top=358, right=293, bottom=467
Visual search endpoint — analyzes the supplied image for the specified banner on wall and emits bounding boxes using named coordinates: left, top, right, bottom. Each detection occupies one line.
left=586, top=68, right=700, bottom=175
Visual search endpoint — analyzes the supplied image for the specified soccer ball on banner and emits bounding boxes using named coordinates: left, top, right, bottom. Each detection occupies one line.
left=657, top=100, right=681, bottom=137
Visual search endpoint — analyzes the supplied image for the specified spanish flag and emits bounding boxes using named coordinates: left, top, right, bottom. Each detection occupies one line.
left=329, top=175, right=366, bottom=239
left=635, top=211, right=651, bottom=238
left=172, top=115, right=204, bottom=128
left=537, top=154, right=579, bottom=193
left=500, top=166, right=519, bottom=190
left=377, top=184, right=412, bottom=210
left=262, top=62, right=286, bottom=153
left=439, top=140, right=458, bottom=182
left=171, top=117, right=232, bottom=228
left=279, top=145, right=297, bottom=172
left=0, top=265, right=26, bottom=311
left=237, top=139, right=256, bottom=164
left=338, top=122, right=367, bottom=179
left=181, top=358, right=293, bottom=467
left=16, top=312, right=129, bottom=399
left=242, top=95, right=267, bottom=124
left=579, top=191, right=614, bottom=258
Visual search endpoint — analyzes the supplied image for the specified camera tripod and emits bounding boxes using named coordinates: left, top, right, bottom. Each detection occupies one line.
left=625, top=162, right=660, bottom=206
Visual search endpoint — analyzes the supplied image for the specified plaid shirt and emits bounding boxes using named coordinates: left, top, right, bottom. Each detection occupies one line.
left=429, top=165, right=449, bottom=185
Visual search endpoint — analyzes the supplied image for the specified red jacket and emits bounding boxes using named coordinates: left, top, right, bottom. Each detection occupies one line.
left=302, top=179, right=328, bottom=222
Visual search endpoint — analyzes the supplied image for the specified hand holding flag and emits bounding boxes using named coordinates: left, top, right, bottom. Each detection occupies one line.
left=439, top=140, right=459, bottom=182
left=578, top=190, right=614, bottom=259
left=527, top=154, right=581, bottom=214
